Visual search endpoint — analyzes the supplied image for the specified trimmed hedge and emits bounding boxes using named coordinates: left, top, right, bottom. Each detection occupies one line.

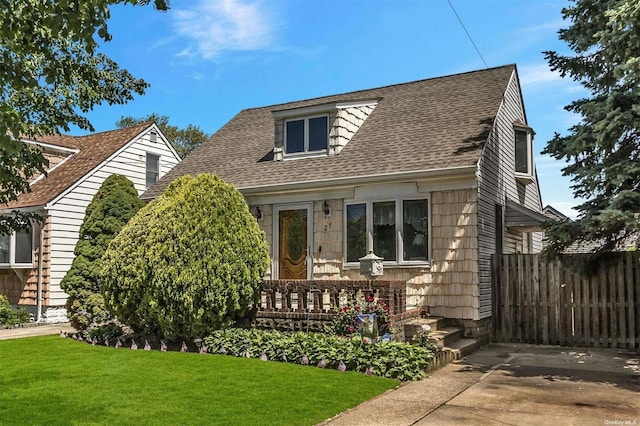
left=203, top=328, right=433, bottom=381
left=101, top=174, right=270, bottom=340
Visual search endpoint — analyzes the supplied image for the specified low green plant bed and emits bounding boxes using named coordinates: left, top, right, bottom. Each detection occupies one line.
left=0, top=295, right=30, bottom=328
left=204, top=328, right=434, bottom=381
left=0, top=336, right=397, bottom=425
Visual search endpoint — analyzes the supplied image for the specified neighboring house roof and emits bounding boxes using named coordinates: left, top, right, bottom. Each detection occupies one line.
left=542, top=205, right=638, bottom=253
left=542, top=205, right=568, bottom=221
left=143, top=65, right=516, bottom=200
left=4, top=122, right=153, bottom=210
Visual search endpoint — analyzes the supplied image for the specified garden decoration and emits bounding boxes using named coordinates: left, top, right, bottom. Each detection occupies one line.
left=356, top=313, right=378, bottom=340
left=180, top=341, right=188, bottom=352
left=160, top=340, right=168, bottom=352
left=91, top=337, right=96, bottom=346
left=260, top=353, right=268, bottom=361
left=104, top=338, right=109, bottom=347
left=199, top=345, right=207, bottom=354
left=338, top=361, right=347, bottom=372
left=115, top=339, right=122, bottom=348
left=317, top=359, right=327, bottom=368
left=131, top=340, right=138, bottom=350
left=144, top=340, right=151, bottom=351
left=301, top=355, right=309, bottom=365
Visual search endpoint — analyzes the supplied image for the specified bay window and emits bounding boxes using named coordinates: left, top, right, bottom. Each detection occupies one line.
left=514, top=124, right=534, bottom=184
left=344, top=197, right=430, bottom=265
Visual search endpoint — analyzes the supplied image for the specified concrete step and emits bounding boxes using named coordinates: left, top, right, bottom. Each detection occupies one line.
left=403, top=317, right=445, bottom=340
left=430, top=327, right=462, bottom=348
left=445, top=338, right=480, bottom=359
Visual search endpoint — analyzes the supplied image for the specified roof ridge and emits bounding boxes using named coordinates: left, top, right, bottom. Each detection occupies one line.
left=242, top=64, right=516, bottom=112
left=76, top=121, right=153, bottom=140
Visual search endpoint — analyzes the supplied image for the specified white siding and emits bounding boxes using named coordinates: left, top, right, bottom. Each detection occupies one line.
left=47, top=130, right=180, bottom=305
left=476, top=70, right=545, bottom=319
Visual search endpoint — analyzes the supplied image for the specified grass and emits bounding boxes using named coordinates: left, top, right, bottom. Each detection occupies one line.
left=0, top=336, right=398, bottom=426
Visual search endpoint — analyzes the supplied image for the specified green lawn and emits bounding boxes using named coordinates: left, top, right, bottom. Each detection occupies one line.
left=0, top=336, right=397, bottom=425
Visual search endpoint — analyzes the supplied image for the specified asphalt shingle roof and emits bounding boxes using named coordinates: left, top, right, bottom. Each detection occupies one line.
left=143, top=65, right=516, bottom=199
left=4, top=122, right=152, bottom=209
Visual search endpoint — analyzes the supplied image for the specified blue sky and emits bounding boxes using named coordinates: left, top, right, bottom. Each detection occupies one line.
left=82, top=0, right=583, bottom=217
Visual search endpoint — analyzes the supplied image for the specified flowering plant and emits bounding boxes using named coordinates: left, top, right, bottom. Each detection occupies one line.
left=326, top=291, right=391, bottom=338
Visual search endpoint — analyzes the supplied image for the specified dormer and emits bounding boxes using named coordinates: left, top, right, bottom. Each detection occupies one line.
left=272, top=99, right=379, bottom=161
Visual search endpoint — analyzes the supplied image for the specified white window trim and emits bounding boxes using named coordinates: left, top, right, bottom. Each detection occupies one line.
left=514, top=126, right=534, bottom=184
left=343, top=195, right=431, bottom=268
left=272, top=202, right=314, bottom=280
left=0, top=229, right=34, bottom=269
left=284, top=114, right=329, bottom=157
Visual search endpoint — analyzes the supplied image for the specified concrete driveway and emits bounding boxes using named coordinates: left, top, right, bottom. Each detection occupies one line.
left=325, top=343, right=640, bottom=426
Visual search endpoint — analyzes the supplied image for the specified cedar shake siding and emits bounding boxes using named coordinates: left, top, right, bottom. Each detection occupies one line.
left=145, top=65, right=545, bottom=323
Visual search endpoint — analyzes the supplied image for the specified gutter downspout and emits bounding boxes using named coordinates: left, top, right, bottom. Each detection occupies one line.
left=36, top=220, right=44, bottom=322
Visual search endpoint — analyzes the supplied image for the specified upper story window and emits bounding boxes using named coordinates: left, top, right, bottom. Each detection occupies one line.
left=0, top=227, right=34, bottom=268
left=149, top=131, right=157, bottom=143
left=146, top=153, right=160, bottom=189
left=514, top=124, right=534, bottom=185
left=285, top=115, right=329, bottom=155
left=345, top=197, right=429, bottom=266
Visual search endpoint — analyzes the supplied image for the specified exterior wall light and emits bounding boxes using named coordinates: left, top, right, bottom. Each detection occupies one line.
left=322, top=201, right=330, bottom=217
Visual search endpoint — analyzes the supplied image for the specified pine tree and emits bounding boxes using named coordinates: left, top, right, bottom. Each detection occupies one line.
left=61, top=175, right=144, bottom=330
left=542, top=0, right=640, bottom=254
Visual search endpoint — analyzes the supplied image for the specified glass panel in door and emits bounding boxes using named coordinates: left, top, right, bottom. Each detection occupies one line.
left=278, top=209, right=308, bottom=279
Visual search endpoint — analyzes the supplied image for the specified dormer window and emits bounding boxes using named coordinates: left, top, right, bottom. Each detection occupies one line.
left=514, top=123, right=534, bottom=185
left=272, top=99, right=379, bottom=161
left=285, top=115, right=329, bottom=155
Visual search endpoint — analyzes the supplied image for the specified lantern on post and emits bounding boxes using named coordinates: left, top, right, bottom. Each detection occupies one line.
left=359, top=250, right=383, bottom=280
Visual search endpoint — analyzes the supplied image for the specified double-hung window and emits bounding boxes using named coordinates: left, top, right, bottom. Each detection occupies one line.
left=514, top=124, right=534, bottom=184
left=0, top=227, right=34, bottom=268
left=345, top=197, right=429, bottom=266
left=146, top=153, right=160, bottom=189
left=285, top=115, right=329, bottom=155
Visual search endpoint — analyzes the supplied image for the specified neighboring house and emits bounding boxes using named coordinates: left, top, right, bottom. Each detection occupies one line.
left=0, top=122, right=181, bottom=322
left=144, top=65, right=546, bottom=335
left=543, top=205, right=638, bottom=253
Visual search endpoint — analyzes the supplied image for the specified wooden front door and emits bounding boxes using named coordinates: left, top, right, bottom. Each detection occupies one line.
left=278, top=208, right=308, bottom=279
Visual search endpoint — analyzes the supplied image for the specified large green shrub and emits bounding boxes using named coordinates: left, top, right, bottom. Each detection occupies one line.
left=60, top=174, right=144, bottom=330
left=101, top=174, right=270, bottom=340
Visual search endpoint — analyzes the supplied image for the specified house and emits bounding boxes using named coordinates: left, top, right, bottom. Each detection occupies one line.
left=543, top=205, right=638, bottom=253
left=143, top=65, right=546, bottom=337
left=0, top=122, right=181, bottom=322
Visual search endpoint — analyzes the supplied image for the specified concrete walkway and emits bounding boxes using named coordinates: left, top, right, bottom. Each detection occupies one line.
left=0, top=323, right=75, bottom=340
left=323, top=343, right=640, bottom=426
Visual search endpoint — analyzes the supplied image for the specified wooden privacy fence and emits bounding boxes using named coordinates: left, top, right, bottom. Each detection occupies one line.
left=492, top=252, right=639, bottom=349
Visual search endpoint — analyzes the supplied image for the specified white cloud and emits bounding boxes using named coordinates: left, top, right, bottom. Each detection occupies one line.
left=519, top=63, right=562, bottom=86
left=172, top=0, right=277, bottom=60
